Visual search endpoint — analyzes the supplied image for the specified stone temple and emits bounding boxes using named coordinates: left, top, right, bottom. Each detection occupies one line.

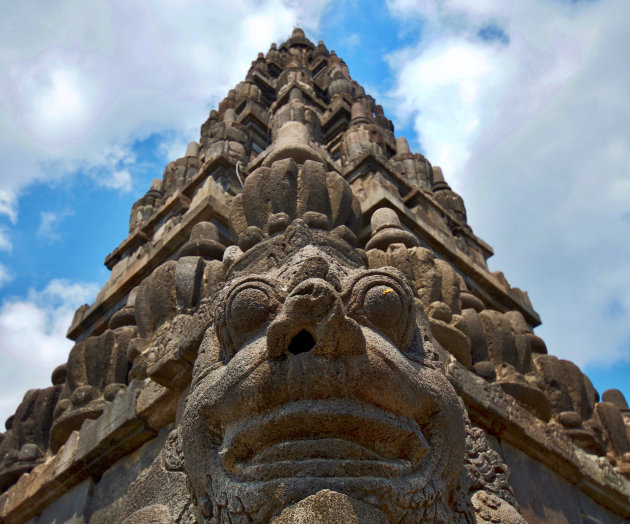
left=1, top=29, right=629, bottom=523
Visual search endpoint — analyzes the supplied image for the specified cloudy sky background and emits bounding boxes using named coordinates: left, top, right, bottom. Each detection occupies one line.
left=0, top=0, right=628, bottom=423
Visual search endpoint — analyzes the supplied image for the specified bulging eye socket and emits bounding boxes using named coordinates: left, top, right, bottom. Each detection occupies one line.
left=364, top=284, right=403, bottom=328
left=218, top=278, right=285, bottom=359
left=228, top=286, right=270, bottom=334
left=344, top=271, right=415, bottom=350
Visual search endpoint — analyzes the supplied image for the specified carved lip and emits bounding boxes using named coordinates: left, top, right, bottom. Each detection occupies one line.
left=218, top=399, right=430, bottom=480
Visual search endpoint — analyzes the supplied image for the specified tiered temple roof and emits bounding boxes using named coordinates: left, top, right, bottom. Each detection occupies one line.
left=1, top=28, right=629, bottom=524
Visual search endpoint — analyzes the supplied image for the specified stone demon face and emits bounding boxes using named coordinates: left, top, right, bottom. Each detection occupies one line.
left=181, top=237, right=465, bottom=523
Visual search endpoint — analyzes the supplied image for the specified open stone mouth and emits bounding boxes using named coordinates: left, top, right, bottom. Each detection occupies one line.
left=218, top=399, right=430, bottom=481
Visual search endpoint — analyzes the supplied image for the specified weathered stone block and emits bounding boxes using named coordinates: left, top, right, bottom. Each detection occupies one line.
left=271, top=489, right=387, bottom=523
left=74, top=381, right=155, bottom=477
left=501, top=441, right=629, bottom=524
left=86, top=428, right=168, bottom=524
left=137, top=381, right=177, bottom=432
left=39, top=478, right=93, bottom=524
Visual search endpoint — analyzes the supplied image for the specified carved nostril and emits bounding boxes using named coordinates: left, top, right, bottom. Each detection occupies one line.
left=288, top=329, right=316, bottom=355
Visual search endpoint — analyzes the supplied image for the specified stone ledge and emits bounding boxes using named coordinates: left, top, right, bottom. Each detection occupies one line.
left=446, top=360, right=630, bottom=518
left=68, top=192, right=230, bottom=342
left=105, top=191, right=191, bottom=270
left=344, top=150, right=489, bottom=260
left=0, top=381, right=156, bottom=524
left=359, top=188, right=541, bottom=326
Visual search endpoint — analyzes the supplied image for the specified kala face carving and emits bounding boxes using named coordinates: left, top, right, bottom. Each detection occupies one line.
left=181, top=225, right=466, bottom=523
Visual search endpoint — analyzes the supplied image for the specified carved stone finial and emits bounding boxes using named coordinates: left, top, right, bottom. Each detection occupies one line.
left=432, top=166, right=468, bottom=224
left=366, top=207, right=419, bottom=250
left=184, top=142, right=199, bottom=158
left=313, top=40, right=329, bottom=60
left=178, top=221, right=225, bottom=260
left=389, top=137, right=435, bottom=189
left=148, top=178, right=163, bottom=196
left=432, top=165, right=449, bottom=191
left=603, top=389, right=630, bottom=410
left=396, top=136, right=411, bottom=155
left=223, top=107, right=237, bottom=124
left=0, top=387, right=62, bottom=491
left=263, top=121, right=322, bottom=166
left=282, top=27, right=314, bottom=51
left=350, top=101, right=369, bottom=123
left=108, top=288, right=137, bottom=329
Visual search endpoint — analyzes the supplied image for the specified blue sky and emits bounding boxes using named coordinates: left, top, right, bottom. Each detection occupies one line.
left=0, top=0, right=629, bottom=423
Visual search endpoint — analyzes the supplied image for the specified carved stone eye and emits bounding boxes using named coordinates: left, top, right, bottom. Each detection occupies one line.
left=217, top=277, right=284, bottom=359
left=364, top=285, right=403, bottom=330
left=229, top=287, right=270, bottom=335
left=343, top=268, right=415, bottom=351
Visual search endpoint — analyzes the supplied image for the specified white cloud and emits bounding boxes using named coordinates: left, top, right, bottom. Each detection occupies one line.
left=0, top=226, right=11, bottom=251
left=387, top=0, right=630, bottom=369
left=0, top=279, right=99, bottom=424
left=99, top=169, right=132, bottom=193
left=0, top=0, right=332, bottom=220
left=37, top=212, right=58, bottom=241
left=37, top=210, right=73, bottom=243
left=0, top=264, right=12, bottom=288
left=159, top=135, right=191, bottom=167
left=343, top=33, right=361, bottom=50
left=0, top=191, right=18, bottom=224
left=390, top=40, right=500, bottom=178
